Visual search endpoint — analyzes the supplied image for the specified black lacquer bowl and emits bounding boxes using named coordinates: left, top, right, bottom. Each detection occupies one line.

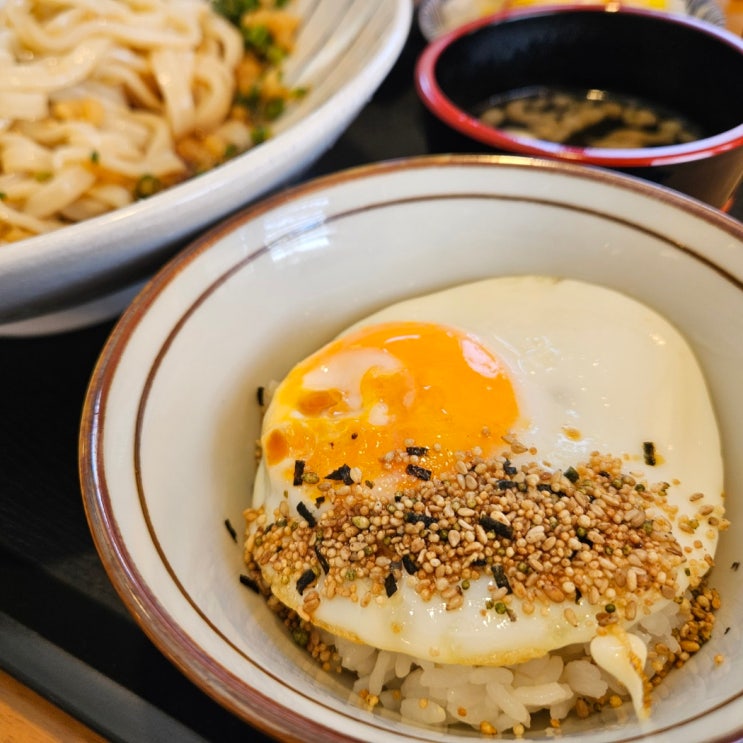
left=415, top=5, right=743, bottom=208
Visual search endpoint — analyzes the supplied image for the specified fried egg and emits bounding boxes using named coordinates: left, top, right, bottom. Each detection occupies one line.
left=247, top=275, right=725, bottom=714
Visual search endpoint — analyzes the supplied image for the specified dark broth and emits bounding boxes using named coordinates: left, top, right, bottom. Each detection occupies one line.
left=474, top=87, right=706, bottom=148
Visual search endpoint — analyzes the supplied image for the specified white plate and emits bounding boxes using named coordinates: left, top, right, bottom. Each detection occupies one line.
left=0, top=0, right=413, bottom=336
left=80, top=155, right=743, bottom=742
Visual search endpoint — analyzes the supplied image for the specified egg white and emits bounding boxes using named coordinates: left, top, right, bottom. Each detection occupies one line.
left=250, top=275, right=724, bottom=667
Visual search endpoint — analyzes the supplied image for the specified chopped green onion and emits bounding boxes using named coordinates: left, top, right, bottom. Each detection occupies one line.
left=134, top=174, right=162, bottom=199
left=211, top=0, right=259, bottom=25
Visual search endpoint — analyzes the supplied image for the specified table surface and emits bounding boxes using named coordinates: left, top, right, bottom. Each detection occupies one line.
left=1, top=10, right=742, bottom=743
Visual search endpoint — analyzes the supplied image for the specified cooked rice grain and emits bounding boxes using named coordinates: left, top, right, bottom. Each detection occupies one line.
left=331, top=599, right=698, bottom=735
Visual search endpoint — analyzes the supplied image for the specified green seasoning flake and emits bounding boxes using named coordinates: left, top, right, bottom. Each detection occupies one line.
left=211, top=0, right=259, bottom=25
left=263, top=97, right=285, bottom=120
left=235, top=85, right=261, bottom=111
left=291, top=627, right=309, bottom=647
left=242, top=24, right=272, bottom=53
left=494, top=601, right=507, bottom=614
left=264, top=44, right=286, bottom=65
left=134, top=174, right=162, bottom=199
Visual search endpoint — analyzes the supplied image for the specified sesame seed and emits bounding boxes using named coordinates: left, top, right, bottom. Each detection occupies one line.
left=244, top=445, right=719, bottom=623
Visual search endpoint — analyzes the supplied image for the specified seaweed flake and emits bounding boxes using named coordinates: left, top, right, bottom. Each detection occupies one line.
left=314, top=544, right=329, bottom=574
left=406, top=446, right=428, bottom=457
left=402, top=553, right=418, bottom=575
left=491, top=564, right=512, bottom=594
left=296, top=501, right=317, bottom=527
left=224, top=518, right=237, bottom=542
left=325, top=463, right=353, bottom=485
left=479, top=515, right=513, bottom=540
left=404, top=512, right=436, bottom=528
left=293, top=460, right=305, bottom=486
left=384, top=572, right=398, bottom=597
left=296, top=568, right=317, bottom=595
left=564, top=466, right=579, bottom=484
left=239, top=574, right=259, bottom=593
left=643, top=441, right=657, bottom=466
left=406, top=464, right=431, bottom=481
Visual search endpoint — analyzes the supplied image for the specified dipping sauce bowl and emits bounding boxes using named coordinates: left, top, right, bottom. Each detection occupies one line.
left=415, top=5, right=743, bottom=208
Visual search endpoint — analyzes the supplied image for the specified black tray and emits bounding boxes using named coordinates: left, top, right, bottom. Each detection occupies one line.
left=1, top=22, right=741, bottom=743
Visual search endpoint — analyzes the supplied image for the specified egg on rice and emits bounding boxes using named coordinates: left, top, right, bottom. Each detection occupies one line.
left=243, top=275, right=727, bottom=734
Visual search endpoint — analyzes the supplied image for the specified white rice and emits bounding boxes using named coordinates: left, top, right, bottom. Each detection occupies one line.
left=328, top=602, right=687, bottom=735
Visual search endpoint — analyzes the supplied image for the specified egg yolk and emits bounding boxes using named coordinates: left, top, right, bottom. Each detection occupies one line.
left=263, top=321, right=519, bottom=485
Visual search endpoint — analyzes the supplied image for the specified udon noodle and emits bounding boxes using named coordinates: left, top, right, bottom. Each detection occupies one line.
left=0, top=0, right=299, bottom=243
